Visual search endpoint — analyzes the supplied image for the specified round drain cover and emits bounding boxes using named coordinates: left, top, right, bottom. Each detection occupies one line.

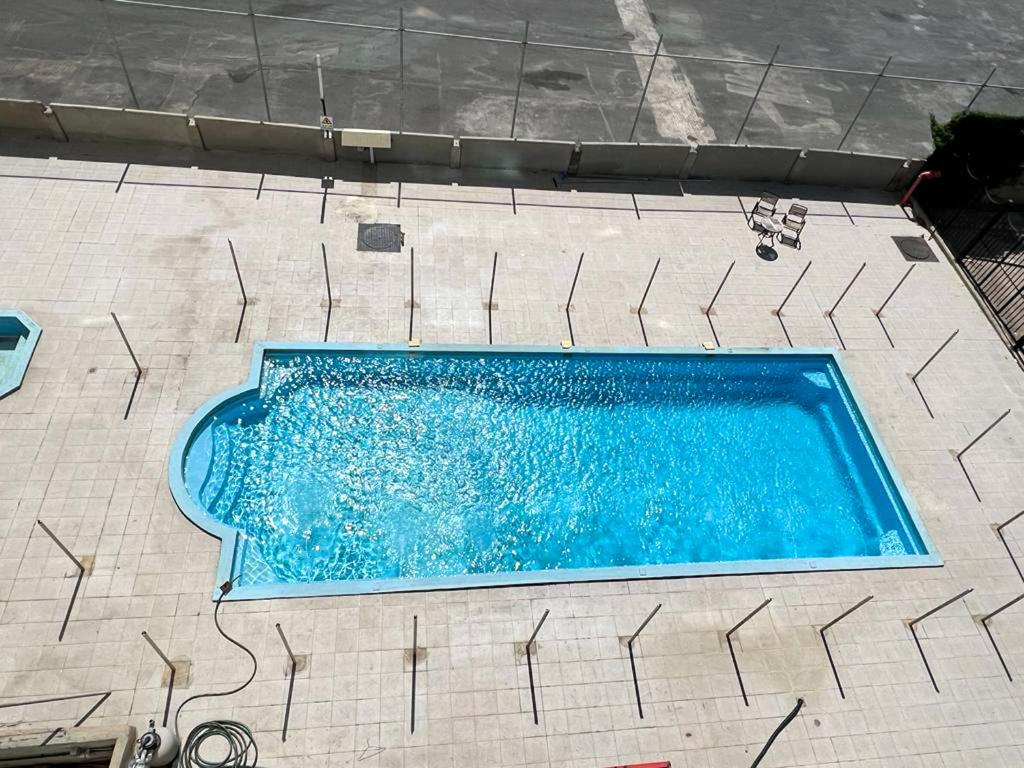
left=358, top=223, right=403, bottom=252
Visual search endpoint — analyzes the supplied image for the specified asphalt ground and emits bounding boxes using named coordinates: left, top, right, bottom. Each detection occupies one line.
left=2, top=0, right=1022, bottom=157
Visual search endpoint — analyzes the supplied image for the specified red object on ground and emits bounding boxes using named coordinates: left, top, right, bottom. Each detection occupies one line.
left=599, top=763, right=671, bottom=768
left=899, top=169, right=942, bottom=206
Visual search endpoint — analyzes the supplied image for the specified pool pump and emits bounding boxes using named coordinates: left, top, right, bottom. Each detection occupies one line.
left=128, top=720, right=178, bottom=768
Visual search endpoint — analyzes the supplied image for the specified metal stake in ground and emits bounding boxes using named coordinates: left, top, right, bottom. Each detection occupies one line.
left=410, top=615, right=418, bottom=733
left=315, top=54, right=327, bottom=116
left=874, top=264, right=916, bottom=348
left=824, top=262, right=866, bottom=350
left=750, top=698, right=805, bottom=768
left=509, top=20, right=530, bottom=138
left=628, top=35, right=663, bottom=142
left=141, top=631, right=177, bottom=728
left=248, top=0, right=272, bottom=122
left=488, top=251, right=498, bottom=344
left=565, top=252, right=584, bottom=346
left=704, top=261, right=736, bottom=348
left=35, top=520, right=86, bottom=642
left=956, top=409, right=1011, bottom=502
left=978, top=592, right=1024, bottom=681
left=99, top=0, right=140, bottom=110
left=111, top=312, right=142, bottom=420
left=322, top=243, right=333, bottom=342
left=908, top=587, right=973, bottom=693
left=965, top=66, right=998, bottom=112
left=636, top=257, right=661, bottom=347
left=837, top=56, right=892, bottom=150
left=818, top=595, right=873, bottom=699
left=524, top=609, right=549, bottom=725
left=910, top=329, right=958, bottom=418
left=228, top=239, right=248, bottom=344
left=275, top=623, right=299, bottom=741
left=408, top=248, right=416, bottom=343
left=726, top=597, right=772, bottom=706
left=995, top=510, right=1024, bottom=583
left=734, top=44, right=780, bottom=144
left=626, top=603, right=662, bottom=719
left=773, top=260, right=811, bottom=347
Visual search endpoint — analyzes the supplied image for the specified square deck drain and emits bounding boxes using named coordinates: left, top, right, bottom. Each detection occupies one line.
left=892, top=235, right=938, bottom=262
left=357, top=223, right=404, bottom=252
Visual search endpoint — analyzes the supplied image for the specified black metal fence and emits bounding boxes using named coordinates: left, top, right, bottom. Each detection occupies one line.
left=920, top=186, right=1024, bottom=351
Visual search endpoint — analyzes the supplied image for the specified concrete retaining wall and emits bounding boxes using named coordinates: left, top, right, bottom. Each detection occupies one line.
left=0, top=99, right=53, bottom=137
left=379, top=132, right=453, bottom=166
left=51, top=104, right=192, bottom=146
left=195, top=116, right=328, bottom=158
left=0, top=101, right=928, bottom=191
left=789, top=150, right=911, bottom=189
left=690, top=145, right=802, bottom=182
left=460, top=137, right=574, bottom=173
left=577, top=143, right=690, bottom=177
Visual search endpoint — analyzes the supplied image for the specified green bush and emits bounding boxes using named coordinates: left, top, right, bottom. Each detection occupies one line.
left=926, top=111, right=1024, bottom=187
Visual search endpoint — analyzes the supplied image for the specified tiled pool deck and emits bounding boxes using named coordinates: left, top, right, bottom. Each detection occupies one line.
left=1, top=149, right=1023, bottom=768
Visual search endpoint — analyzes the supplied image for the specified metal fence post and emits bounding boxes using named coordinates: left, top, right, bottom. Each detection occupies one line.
left=564, top=251, right=584, bottom=347
left=275, top=623, right=299, bottom=741
left=35, top=520, right=86, bottom=642
left=910, top=328, right=958, bottom=418
left=908, top=588, right=973, bottom=693
left=636, top=257, right=661, bottom=347
left=726, top=597, right=772, bottom=706
left=99, top=0, right=140, bottom=109
left=734, top=44, right=779, bottom=144
left=626, top=604, right=662, bottom=719
left=628, top=35, right=663, bottom=142
left=956, top=408, right=1011, bottom=502
left=837, top=56, right=892, bottom=150
left=398, top=8, right=405, bottom=133
left=774, top=260, right=811, bottom=347
left=825, top=262, right=867, bottom=350
left=141, top=631, right=177, bottom=728
left=818, top=595, right=873, bottom=698
left=248, top=0, right=272, bottom=122
left=965, top=66, right=997, bottom=112
left=228, top=239, right=248, bottom=344
left=315, top=54, right=327, bottom=116
left=509, top=21, right=530, bottom=138
left=524, top=609, right=549, bottom=725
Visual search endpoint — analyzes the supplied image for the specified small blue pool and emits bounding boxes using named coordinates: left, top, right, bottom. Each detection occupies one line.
left=0, top=310, right=41, bottom=400
left=169, top=344, right=939, bottom=599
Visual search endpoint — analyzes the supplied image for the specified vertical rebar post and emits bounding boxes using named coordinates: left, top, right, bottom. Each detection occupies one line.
left=995, top=510, right=1024, bottom=583
left=524, top=609, right=549, bottom=725
left=626, top=604, right=662, bottom=718
left=110, top=312, right=142, bottom=419
left=275, top=623, right=298, bottom=741
left=965, top=66, right=998, bottom=112
left=750, top=698, right=805, bottom=768
left=35, top=520, right=85, bottom=642
left=141, top=631, right=176, bottom=727
left=825, top=262, right=866, bottom=350
left=315, top=54, right=327, bottom=116
left=837, top=56, right=892, bottom=150
left=978, top=592, right=1024, bottom=681
left=705, top=261, right=736, bottom=348
left=322, top=243, right=333, bottom=342
left=819, top=595, right=873, bottom=699
left=398, top=8, right=405, bottom=133
left=774, top=260, right=811, bottom=347
left=726, top=597, right=772, bottom=706
left=908, top=588, right=974, bottom=693
left=410, top=615, right=418, bottom=733
left=32, top=692, right=112, bottom=747
left=628, top=35, right=663, bottom=142
left=248, top=0, right=272, bottom=122
left=956, top=409, right=1011, bottom=502
left=734, top=44, right=780, bottom=144
left=565, top=252, right=584, bottom=346
left=909, top=328, right=959, bottom=418
left=636, top=257, right=661, bottom=347
left=408, top=248, right=416, bottom=343
left=874, top=264, right=915, bottom=347
left=99, top=0, right=140, bottom=109
left=488, top=251, right=498, bottom=344
left=228, top=239, right=248, bottom=344
left=509, top=21, right=530, bottom=138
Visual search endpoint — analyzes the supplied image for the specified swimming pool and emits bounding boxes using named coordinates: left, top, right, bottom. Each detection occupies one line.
left=169, top=344, right=939, bottom=599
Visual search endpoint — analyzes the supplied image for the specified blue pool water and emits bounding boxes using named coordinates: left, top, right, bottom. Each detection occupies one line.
left=176, top=347, right=934, bottom=595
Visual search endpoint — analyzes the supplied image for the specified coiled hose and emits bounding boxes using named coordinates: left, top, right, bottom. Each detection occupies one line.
left=173, top=580, right=258, bottom=768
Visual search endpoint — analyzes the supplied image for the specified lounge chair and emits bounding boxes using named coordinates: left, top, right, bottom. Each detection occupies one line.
left=779, top=203, right=808, bottom=249
left=749, top=192, right=779, bottom=233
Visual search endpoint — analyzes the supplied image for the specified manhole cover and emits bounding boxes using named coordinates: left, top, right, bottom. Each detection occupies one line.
left=357, top=223, right=404, bottom=252
left=892, top=236, right=938, bottom=262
